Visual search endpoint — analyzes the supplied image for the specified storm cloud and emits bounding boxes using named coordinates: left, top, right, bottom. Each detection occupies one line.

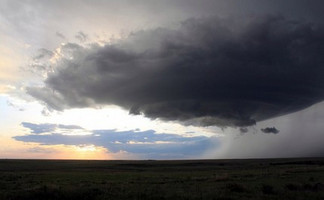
left=27, top=15, right=324, bottom=127
left=261, top=127, right=280, bottom=134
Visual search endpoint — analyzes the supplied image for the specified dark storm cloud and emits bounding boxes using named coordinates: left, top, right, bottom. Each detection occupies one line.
left=261, top=127, right=279, bottom=134
left=15, top=123, right=215, bottom=158
left=27, top=15, right=324, bottom=127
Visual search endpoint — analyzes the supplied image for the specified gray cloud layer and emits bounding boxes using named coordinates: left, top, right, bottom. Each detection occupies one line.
left=28, top=15, right=324, bottom=127
left=21, top=122, right=83, bottom=134
left=16, top=123, right=215, bottom=158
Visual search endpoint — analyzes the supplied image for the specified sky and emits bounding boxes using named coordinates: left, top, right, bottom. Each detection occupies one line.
left=1, top=0, right=324, bottom=159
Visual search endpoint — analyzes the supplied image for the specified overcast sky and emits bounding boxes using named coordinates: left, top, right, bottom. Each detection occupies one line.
left=0, top=0, right=324, bottom=159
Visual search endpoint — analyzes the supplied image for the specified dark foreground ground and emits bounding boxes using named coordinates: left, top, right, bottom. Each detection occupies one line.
left=1, top=158, right=324, bottom=200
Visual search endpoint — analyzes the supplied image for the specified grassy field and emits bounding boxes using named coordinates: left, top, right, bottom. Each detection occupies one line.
left=1, top=158, right=324, bottom=200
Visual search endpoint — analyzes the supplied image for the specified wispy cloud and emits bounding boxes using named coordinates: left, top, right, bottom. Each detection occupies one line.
left=75, top=31, right=88, bottom=42
left=55, top=32, right=65, bottom=39
left=21, top=122, right=84, bottom=134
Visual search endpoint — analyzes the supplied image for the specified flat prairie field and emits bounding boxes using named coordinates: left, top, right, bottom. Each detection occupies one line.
left=1, top=158, right=324, bottom=200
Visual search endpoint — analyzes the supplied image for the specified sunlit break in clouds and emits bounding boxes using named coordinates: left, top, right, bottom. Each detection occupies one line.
left=0, top=0, right=324, bottom=159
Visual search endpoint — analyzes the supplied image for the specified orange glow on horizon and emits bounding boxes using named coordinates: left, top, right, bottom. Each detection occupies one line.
left=0, top=137, right=113, bottom=160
